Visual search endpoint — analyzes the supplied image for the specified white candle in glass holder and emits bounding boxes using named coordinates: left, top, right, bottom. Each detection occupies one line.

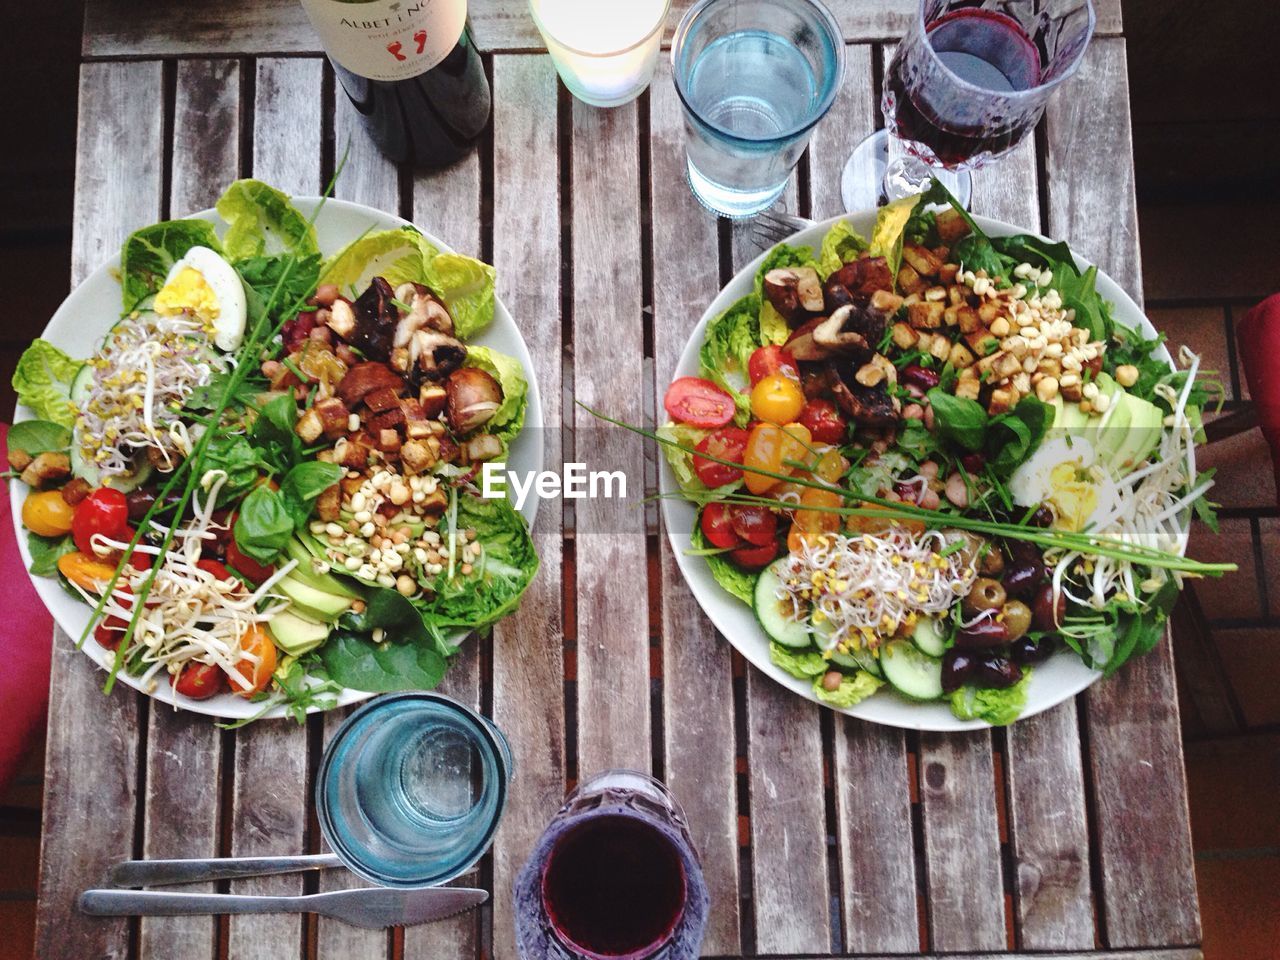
left=530, top=0, right=671, bottom=107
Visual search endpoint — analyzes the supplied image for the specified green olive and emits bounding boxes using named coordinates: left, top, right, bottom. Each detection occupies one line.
left=1002, top=600, right=1033, bottom=641
left=962, top=577, right=1007, bottom=616
left=977, top=543, right=1005, bottom=576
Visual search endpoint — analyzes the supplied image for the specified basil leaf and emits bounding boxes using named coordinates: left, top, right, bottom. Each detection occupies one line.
left=986, top=396, right=1051, bottom=476
left=280, top=461, right=343, bottom=528
left=27, top=531, right=76, bottom=578
left=317, top=629, right=448, bottom=693
left=926, top=388, right=988, bottom=452
left=251, top=393, right=302, bottom=468
left=234, top=485, right=294, bottom=563
left=204, top=433, right=273, bottom=505
left=8, top=420, right=72, bottom=457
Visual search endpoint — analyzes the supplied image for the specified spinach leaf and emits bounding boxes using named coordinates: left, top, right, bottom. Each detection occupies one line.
left=280, top=461, right=344, bottom=527
left=119, top=219, right=224, bottom=309
left=986, top=396, right=1051, bottom=476
left=952, top=234, right=1005, bottom=278
left=992, top=234, right=1076, bottom=271
left=317, top=630, right=448, bottom=693
left=27, top=531, right=76, bottom=578
left=205, top=433, right=274, bottom=505
left=1053, top=263, right=1111, bottom=340
left=926, top=388, right=988, bottom=451
left=251, top=393, right=303, bottom=468
left=8, top=420, right=71, bottom=458
left=233, top=485, right=294, bottom=563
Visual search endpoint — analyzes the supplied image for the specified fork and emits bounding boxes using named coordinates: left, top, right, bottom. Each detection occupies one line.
left=749, top=207, right=816, bottom=249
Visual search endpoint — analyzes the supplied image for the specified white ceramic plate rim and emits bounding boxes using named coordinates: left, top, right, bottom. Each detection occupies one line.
left=10, top=197, right=543, bottom=720
left=659, top=210, right=1188, bottom=731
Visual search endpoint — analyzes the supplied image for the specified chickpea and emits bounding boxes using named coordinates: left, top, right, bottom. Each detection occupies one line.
left=945, top=471, right=969, bottom=508
left=822, top=670, right=844, bottom=692
left=962, top=577, right=1007, bottom=616
left=1001, top=600, right=1033, bottom=641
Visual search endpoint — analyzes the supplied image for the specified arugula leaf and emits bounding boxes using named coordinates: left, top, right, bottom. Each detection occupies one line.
left=986, top=396, right=1051, bottom=476
left=27, top=531, right=76, bottom=578
left=235, top=253, right=323, bottom=321
left=1053, top=263, right=1111, bottom=340
left=215, top=179, right=320, bottom=260
left=691, top=517, right=756, bottom=604
left=896, top=416, right=940, bottom=463
left=251, top=393, right=303, bottom=468
left=926, top=387, right=988, bottom=451
left=11, top=340, right=82, bottom=427
left=119, top=219, right=224, bottom=308
left=279, top=461, right=344, bottom=527
left=233, top=485, right=294, bottom=563
left=7, top=420, right=71, bottom=458
left=317, top=629, right=448, bottom=693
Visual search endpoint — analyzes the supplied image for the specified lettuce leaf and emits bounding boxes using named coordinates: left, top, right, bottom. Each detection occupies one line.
left=690, top=519, right=756, bottom=605
left=771, top=642, right=827, bottom=679
left=813, top=670, right=883, bottom=707
left=817, top=221, right=869, bottom=278
left=423, top=253, right=497, bottom=339
left=119, top=219, right=224, bottom=308
left=462, top=346, right=527, bottom=445
left=949, top=670, right=1031, bottom=726
left=699, top=294, right=766, bottom=424
left=215, top=179, right=319, bottom=261
left=12, top=340, right=82, bottom=427
left=657, top=422, right=741, bottom=504
left=320, top=226, right=440, bottom=292
left=753, top=242, right=819, bottom=297
left=869, top=194, right=922, bottom=283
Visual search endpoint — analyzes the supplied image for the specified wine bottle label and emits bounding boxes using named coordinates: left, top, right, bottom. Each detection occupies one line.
left=300, top=0, right=466, bottom=82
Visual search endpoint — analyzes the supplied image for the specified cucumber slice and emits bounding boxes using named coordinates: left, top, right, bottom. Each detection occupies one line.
left=881, top=639, right=944, bottom=701
left=67, top=357, right=154, bottom=492
left=754, top=558, right=811, bottom=648
left=814, top=617, right=884, bottom=677
left=910, top=616, right=947, bottom=657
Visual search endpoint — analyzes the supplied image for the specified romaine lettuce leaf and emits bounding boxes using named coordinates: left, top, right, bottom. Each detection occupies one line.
left=11, top=340, right=82, bottom=427
left=320, top=226, right=440, bottom=293
left=119, top=219, right=224, bottom=308
left=690, top=519, right=756, bottom=605
left=753, top=242, right=819, bottom=297
left=869, top=194, right=922, bottom=282
left=817, top=221, right=869, bottom=278
left=771, top=642, right=827, bottom=679
left=813, top=669, right=883, bottom=707
left=423, top=252, right=497, bottom=339
left=699, top=294, right=766, bottom=424
left=949, top=670, right=1031, bottom=725
left=215, top=179, right=319, bottom=261
left=462, top=346, right=527, bottom=444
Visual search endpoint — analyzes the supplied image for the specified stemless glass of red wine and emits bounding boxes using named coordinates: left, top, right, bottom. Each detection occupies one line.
left=514, top=770, right=709, bottom=959
left=841, top=0, right=1096, bottom=209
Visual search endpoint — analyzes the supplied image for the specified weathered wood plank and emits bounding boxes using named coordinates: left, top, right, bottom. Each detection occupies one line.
left=138, top=57, right=242, bottom=960
left=782, top=951, right=1199, bottom=960
left=919, top=731, right=1006, bottom=952
left=488, top=54, right=566, bottom=960
left=82, top=0, right=1124, bottom=57
left=1044, top=38, right=1200, bottom=950
left=807, top=44, right=922, bottom=956
left=570, top=97, right=651, bottom=776
left=35, top=59, right=163, bottom=960
left=648, top=57, right=742, bottom=958
left=226, top=56, right=323, bottom=960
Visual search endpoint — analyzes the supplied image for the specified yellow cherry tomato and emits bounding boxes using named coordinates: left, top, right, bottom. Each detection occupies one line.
left=788, top=487, right=845, bottom=552
left=750, top=373, right=806, bottom=425
left=233, top=624, right=278, bottom=698
left=779, top=422, right=813, bottom=469
left=743, top=423, right=786, bottom=494
left=813, top=448, right=849, bottom=484
left=22, top=490, right=77, bottom=537
left=57, top=551, right=120, bottom=593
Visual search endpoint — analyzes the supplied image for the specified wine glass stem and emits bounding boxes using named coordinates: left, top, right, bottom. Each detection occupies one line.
left=882, top=154, right=940, bottom=202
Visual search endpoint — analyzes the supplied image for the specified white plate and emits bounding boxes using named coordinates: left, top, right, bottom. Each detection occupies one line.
left=660, top=211, right=1186, bottom=731
left=11, top=198, right=543, bottom=720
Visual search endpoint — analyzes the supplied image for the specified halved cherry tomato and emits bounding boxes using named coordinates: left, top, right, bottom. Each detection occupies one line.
left=750, top=373, right=806, bottom=425
left=197, top=559, right=237, bottom=583
left=789, top=487, right=844, bottom=551
left=226, top=538, right=276, bottom=585
left=812, top=448, right=849, bottom=484
left=693, top=427, right=749, bottom=488
left=57, top=551, right=122, bottom=593
left=747, top=345, right=799, bottom=385
left=22, top=490, right=76, bottom=537
left=72, top=488, right=130, bottom=556
left=729, top=539, right=779, bottom=570
left=700, top=503, right=743, bottom=549
left=232, top=624, right=278, bottom=697
left=798, top=399, right=848, bottom=445
left=175, top=662, right=226, bottom=700
left=729, top=505, right=777, bottom=546
left=93, top=615, right=129, bottom=650
left=663, top=377, right=736, bottom=428
left=743, top=423, right=786, bottom=495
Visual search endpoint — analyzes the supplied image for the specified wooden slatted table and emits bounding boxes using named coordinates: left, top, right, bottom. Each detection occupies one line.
left=39, top=3, right=1202, bottom=958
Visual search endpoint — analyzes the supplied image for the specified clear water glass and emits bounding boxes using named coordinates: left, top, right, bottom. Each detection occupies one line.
left=671, top=0, right=845, bottom=219
left=317, top=692, right=512, bottom=888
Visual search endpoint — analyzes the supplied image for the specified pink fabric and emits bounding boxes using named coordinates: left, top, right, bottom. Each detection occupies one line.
left=1236, top=292, right=1280, bottom=501
left=0, top=423, right=54, bottom=793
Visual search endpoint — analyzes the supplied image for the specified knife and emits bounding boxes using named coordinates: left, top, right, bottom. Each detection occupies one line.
left=107, top=853, right=343, bottom=888
left=79, top=885, right=487, bottom=929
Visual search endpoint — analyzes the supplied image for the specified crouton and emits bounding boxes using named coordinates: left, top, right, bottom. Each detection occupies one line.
left=948, top=342, right=977, bottom=369
left=315, top=484, right=341, bottom=521
left=935, top=208, right=970, bottom=244
left=20, top=452, right=71, bottom=488
left=954, top=378, right=982, bottom=401
left=907, top=300, right=945, bottom=329
left=901, top=244, right=943, bottom=277
left=294, top=407, right=324, bottom=444
left=8, top=448, right=32, bottom=471
left=463, top=434, right=503, bottom=462
left=891, top=322, right=918, bottom=350
left=400, top=440, right=437, bottom=474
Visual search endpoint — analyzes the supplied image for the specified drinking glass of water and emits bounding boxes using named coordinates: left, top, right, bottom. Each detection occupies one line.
left=671, top=0, right=845, bottom=219
left=317, top=691, right=512, bottom=888
left=514, top=770, right=709, bottom=959
left=842, top=0, right=1095, bottom=209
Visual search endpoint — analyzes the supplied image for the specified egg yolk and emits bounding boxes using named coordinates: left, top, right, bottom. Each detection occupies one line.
left=154, top=267, right=221, bottom=322
left=1045, top=461, right=1098, bottom=532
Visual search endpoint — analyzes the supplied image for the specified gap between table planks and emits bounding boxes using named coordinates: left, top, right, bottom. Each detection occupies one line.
left=40, top=32, right=1198, bottom=960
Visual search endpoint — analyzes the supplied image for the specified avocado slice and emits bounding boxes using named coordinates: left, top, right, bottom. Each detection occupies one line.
left=1095, top=385, right=1134, bottom=464
left=285, top=539, right=361, bottom=599
left=277, top=575, right=354, bottom=621
left=268, top=610, right=330, bottom=657
left=1109, top=392, right=1164, bottom=471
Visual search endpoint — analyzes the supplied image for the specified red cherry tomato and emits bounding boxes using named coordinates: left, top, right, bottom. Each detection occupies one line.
left=729, top=539, right=779, bottom=570
left=226, top=539, right=276, bottom=585
left=798, top=399, right=848, bottom=445
left=700, top=503, right=744, bottom=550
left=729, top=505, right=778, bottom=547
left=747, top=345, right=799, bottom=386
left=693, top=427, right=749, bottom=488
left=196, top=559, right=237, bottom=583
left=175, top=662, right=226, bottom=700
left=663, top=377, right=736, bottom=429
left=72, top=488, right=130, bottom=556
left=92, top=584, right=134, bottom=651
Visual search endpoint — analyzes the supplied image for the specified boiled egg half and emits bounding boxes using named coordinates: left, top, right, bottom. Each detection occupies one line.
left=1007, top=435, right=1122, bottom=533
left=153, top=246, right=247, bottom=352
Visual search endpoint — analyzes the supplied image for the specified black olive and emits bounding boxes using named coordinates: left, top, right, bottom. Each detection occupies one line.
left=942, top=648, right=978, bottom=693
left=1011, top=635, right=1057, bottom=665
left=956, top=618, right=1010, bottom=648
left=1002, top=559, right=1045, bottom=600
left=1032, top=583, right=1067, bottom=632
left=126, top=488, right=157, bottom=522
left=975, top=656, right=1023, bottom=688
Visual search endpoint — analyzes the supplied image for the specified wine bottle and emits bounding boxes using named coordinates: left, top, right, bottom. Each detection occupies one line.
left=299, top=0, right=491, bottom=169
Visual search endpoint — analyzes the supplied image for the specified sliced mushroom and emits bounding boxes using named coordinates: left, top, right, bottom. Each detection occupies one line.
left=463, top=434, right=504, bottom=462
left=393, top=287, right=455, bottom=348
left=829, top=361, right=901, bottom=427
left=812, top=305, right=873, bottom=357
left=326, top=298, right=357, bottom=339
left=338, top=277, right=400, bottom=361
left=762, top=266, right=824, bottom=324
left=409, top=329, right=467, bottom=381
left=446, top=367, right=503, bottom=434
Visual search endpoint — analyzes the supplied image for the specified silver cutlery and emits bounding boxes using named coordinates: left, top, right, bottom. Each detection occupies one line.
left=108, top=853, right=343, bottom=888
left=749, top=207, right=815, bottom=249
left=79, top=885, right=487, bottom=929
